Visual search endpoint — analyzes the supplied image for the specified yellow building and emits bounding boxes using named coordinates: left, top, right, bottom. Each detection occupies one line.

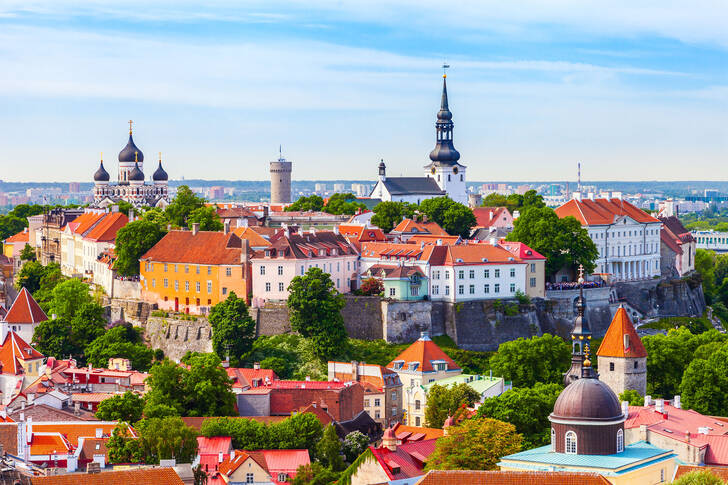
left=139, top=226, right=252, bottom=314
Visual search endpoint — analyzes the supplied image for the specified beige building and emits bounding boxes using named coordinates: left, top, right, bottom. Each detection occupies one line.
left=386, top=332, right=461, bottom=427
left=328, top=361, right=403, bottom=427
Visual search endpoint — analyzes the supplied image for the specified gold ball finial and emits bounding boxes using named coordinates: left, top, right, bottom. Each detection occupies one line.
left=159, top=151, right=162, bottom=163
left=135, top=151, right=138, bottom=163
left=583, top=358, right=592, bottom=367
left=129, top=120, right=133, bottom=135
left=100, top=151, right=103, bottom=162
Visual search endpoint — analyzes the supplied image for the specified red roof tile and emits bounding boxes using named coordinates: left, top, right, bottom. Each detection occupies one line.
left=198, top=436, right=232, bottom=455
left=555, top=198, right=659, bottom=225
left=0, top=331, right=43, bottom=375
left=674, top=466, right=728, bottom=482
left=392, top=219, right=448, bottom=236
left=661, top=226, right=684, bottom=255
left=596, top=306, right=647, bottom=358
left=64, top=212, right=106, bottom=236
left=387, top=334, right=459, bottom=373
left=370, top=438, right=437, bottom=480
left=472, top=207, right=512, bottom=228
left=499, top=241, right=546, bottom=261
left=32, top=468, right=184, bottom=485
left=4, top=229, right=29, bottom=244
left=84, top=212, right=128, bottom=242
left=140, top=230, right=247, bottom=265
left=3, top=287, right=48, bottom=324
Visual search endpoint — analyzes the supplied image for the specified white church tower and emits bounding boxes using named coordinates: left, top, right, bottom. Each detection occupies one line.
left=424, top=69, right=467, bottom=205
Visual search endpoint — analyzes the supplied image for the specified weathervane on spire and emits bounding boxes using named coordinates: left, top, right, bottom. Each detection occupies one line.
left=442, top=62, right=450, bottom=78
left=128, top=120, right=134, bottom=135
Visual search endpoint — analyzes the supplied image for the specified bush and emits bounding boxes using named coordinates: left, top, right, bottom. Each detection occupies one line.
left=504, top=304, right=519, bottom=316
left=514, top=290, right=530, bottom=305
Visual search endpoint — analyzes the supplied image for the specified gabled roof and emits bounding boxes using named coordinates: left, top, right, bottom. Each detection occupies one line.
left=30, top=433, right=72, bottom=455
left=0, top=330, right=44, bottom=375
left=381, top=177, right=446, bottom=196
left=415, top=470, right=611, bottom=485
left=370, top=438, right=437, bottom=480
left=409, top=235, right=461, bottom=245
left=659, top=216, right=695, bottom=243
left=32, top=468, right=185, bottom=485
left=232, top=226, right=272, bottom=248
left=64, top=211, right=106, bottom=236
left=392, top=219, right=448, bottom=236
left=3, top=229, right=29, bottom=244
left=140, top=230, right=248, bottom=265
left=390, top=422, right=444, bottom=441
left=555, top=198, right=660, bottom=226
left=254, top=230, right=357, bottom=261
left=472, top=207, right=512, bottom=228
left=596, top=306, right=647, bottom=358
left=499, top=241, right=546, bottom=261
left=366, top=264, right=426, bottom=280
left=226, top=367, right=278, bottom=389
left=3, top=287, right=48, bottom=324
left=387, top=334, right=459, bottom=373
left=84, top=212, right=128, bottom=242
left=661, top=226, right=684, bottom=255
left=441, top=243, right=526, bottom=266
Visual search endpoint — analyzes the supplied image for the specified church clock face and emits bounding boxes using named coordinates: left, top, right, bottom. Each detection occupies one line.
left=431, top=167, right=436, bottom=174
left=453, top=166, right=459, bottom=174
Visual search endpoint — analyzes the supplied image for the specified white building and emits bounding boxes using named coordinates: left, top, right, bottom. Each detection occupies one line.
left=369, top=73, right=467, bottom=205
left=555, top=196, right=661, bottom=281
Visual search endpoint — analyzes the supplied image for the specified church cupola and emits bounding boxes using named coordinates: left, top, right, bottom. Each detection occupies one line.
left=128, top=154, right=145, bottom=185
left=564, top=268, right=593, bottom=386
left=378, top=159, right=386, bottom=181
left=119, top=121, right=144, bottom=164
left=428, top=72, right=460, bottom=166
left=94, top=154, right=110, bottom=184
left=153, top=152, right=169, bottom=183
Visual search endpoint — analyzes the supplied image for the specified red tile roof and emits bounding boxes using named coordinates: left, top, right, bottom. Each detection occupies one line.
left=0, top=331, right=44, bottom=375
left=387, top=334, right=459, bottom=373
left=390, top=423, right=444, bottom=441
left=596, top=306, right=647, bottom=358
left=555, top=198, right=659, bottom=225
left=661, top=226, right=684, bottom=255
left=140, top=230, right=248, bottom=265
left=370, top=438, right=437, bottom=480
left=472, top=207, right=512, bottom=228
left=499, top=241, right=546, bottom=261
left=71, top=392, right=118, bottom=404
left=409, top=235, right=461, bottom=245
left=226, top=367, right=278, bottom=389
left=392, top=219, right=448, bottom=236
left=29, top=433, right=71, bottom=455
left=31, top=422, right=128, bottom=447
left=3, top=287, right=48, bottom=324
left=254, top=230, right=357, bottom=260
left=84, top=212, right=128, bottom=242
left=32, top=468, right=185, bottom=485
left=197, top=436, right=232, bottom=455
left=441, top=243, right=525, bottom=266
left=231, top=227, right=272, bottom=248
left=3, top=229, right=29, bottom=244
left=659, top=216, right=696, bottom=244
left=64, top=212, right=106, bottom=235
left=415, top=470, right=612, bottom=485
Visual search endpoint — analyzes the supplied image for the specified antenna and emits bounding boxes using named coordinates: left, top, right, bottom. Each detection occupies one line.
left=577, top=162, right=582, bottom=192
left=279, top=144, right=283, bottom=161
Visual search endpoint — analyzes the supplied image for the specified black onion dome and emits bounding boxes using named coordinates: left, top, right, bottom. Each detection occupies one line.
left=153, top=161, right=168, bottom=181
left=552, top=378, right=622, bottom=421
left=128, top=162, right=145, bottom=181
left=437, top=77, right=453, bottom=121
left=119, top=134, right=144, bottom=163
left=94, top=161, right=110, bottom=182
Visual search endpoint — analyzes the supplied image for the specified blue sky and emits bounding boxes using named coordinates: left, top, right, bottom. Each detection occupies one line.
left=0, top=1, right=726, bottom=182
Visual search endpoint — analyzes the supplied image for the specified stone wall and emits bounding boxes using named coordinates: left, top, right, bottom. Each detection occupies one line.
left=251, top=302, right=291, bottom=336
left=545, top=286, right=615, bottom=337
left=108, top=298, right=153, bottom=327
left=145, top=317, right=213, bottom=361
left=615, top=276, right=705, bottom=318
left=111, top=279, right=142, bottom=300
left=381, top=300, right=432, bottom=343
left=342, top=296, right=383, bottom=340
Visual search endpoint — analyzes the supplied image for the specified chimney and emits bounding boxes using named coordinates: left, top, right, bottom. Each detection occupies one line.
left=224, top=220, right=231, bottom=234
left=489, top=210, right=493, bottom=220
left=74, top=402, right=80, bottom=415
left=436, top=239, right=442, bottom=246
left=621, top=401, right=629, bottom=418
left=351, top=361, right=359, bottom=382
left=20, top=412, right=24, bottom=423
left=192, top=223, right=200, bottom=236
left=686, top=431, right=691, bottom=443
left=218, top=451, right=224, bottom=463
left=655, top=398, right=664, bottom=414
left=644, top=395, right=652, bottom=407
left=241, top=238, right=249, bottom=265
left=639, top=424, right=648, bottom=442
left=490, top=237, right=497, bottom=246
left=167, top=224, right=172, bottom=231
left=95, top=428, right=103, bottom=438
left=333, top=225, right=339, bottom=235
left=673, top=395, right=681, bottom=409
left=253, top=362, right=260, bottom=370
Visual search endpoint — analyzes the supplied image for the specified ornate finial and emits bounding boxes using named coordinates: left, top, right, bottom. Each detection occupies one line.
left=578, top=264, right=585, bottom=284
left=135, top=151, right=138, bottom=163
left=128, top=120, right=134, bottom=135
left=159, top=151, right=162, bottom=163
left=100, top=151, right=103, bottom=162
left=442, top=63, right=450, bottom=79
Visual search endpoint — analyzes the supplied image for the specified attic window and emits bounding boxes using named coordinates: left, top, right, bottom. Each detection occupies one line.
left=456, top=258, right=464, bottom=263
left=526, top=250, right=532, bottom=255
left=624, top=334, right=630, bottom=349
left=407, top=362, right=419, bottom=371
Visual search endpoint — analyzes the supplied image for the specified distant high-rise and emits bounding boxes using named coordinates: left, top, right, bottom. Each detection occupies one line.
left=270, top=149, right=292, bottom=204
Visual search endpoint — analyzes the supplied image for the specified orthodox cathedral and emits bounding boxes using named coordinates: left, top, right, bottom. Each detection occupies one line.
left=370, top=72, right=467, bottom=205
left=93, top=122, right=170, bottom=208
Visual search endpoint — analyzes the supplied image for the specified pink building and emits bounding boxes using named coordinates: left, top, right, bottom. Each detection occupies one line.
left=250, top=228, right=359, bottom=303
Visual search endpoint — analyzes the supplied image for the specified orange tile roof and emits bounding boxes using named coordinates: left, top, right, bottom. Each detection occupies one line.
left=29, top=433, right=71, bottom=455
left=391, top=423, right=444, bottom=440
left=472, top=207, right=512, bottom=228
left=387, top=335, right=459, bottom=373
left=32, top=468, right=185, bottom=485
left=65, top=212, right=106, bottom=235
left=596, top=306, right=647, bottom=358
left=499, top=241, right=546, bottom=261
left=4, top=229, right=29, bottom=244
left=71, top=392, right=118, bottom=403
left=232, top=227, right=272, bottom=248
left=0, top=331, right=43, bottom=375
left=84, top=212, right=129, bottom=242
left=442, top=243, right=526, bottom=265
left=3, top=287, right=48, bottom=324
left=409, top=235, right=460, bottom=245
left=31, top=422, right=123, bottom=447
left=674, top=466, right=728, bottom=482
left=415, top=470, right=611, bottom=485
left=392, top=219, right=448, bottom=236
left=555, top=198, right=659, bottom=226
left=140, top=230, right=247, bottom=265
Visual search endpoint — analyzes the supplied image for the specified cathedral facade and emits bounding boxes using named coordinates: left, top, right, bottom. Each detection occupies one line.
left=93, top=123, right=170, bottom=208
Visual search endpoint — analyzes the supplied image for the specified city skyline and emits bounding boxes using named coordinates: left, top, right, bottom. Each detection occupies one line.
left=1, top=1, right=726, bottom=183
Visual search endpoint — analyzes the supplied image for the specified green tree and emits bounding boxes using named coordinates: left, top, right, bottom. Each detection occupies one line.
left=287, top=195, right=325, bottom=212
left=695, top=249, right=717, bottom=304
left=96, top=391, right=145, bottom=423
left=47, top=278, right=94, bottom=319
left=182, top=353, right=237, bottom=417
left=193, top=465, right=208, bottom=485
left=135, top=416, right=199, bottom=464
left=324, top=193, right=366, bottom=215
left=32, top=317, right=76, bottom=358
left=359, top=277, right=383, bottom=296
left=342, top=431, right=369, bottom=463
left=672, top=471, right=726, bottom=485
left=425, top=383, right=481, bottom=428
left=32, top=262, right=65, bottom=306
left=114, top=219, right=167, bottom=276
left=0, top=214, right=26, bottom=244
left=425, top=417, right=522, bottom=470
left=259, top=356, right=287, bottom=377
left=506, top=207, right=598, bottom=278
left=476, top=383, right=561, bottom=449
left=188, top=206, right=223, bottom=231
left=208, top=292, right=257, bottom=366
left=521, top=190, right=545, bottom=209
left=489, top=334, right=570, bottom=388
left=15, top=260, right=47, bottom=293
left=116, top=200, right=134, bottom=216
left=144, top=359, right=188, bottom=417
left=107, top=423, right=142, bottom=464
left=371, top=201, right=416, bottom=233
left=482, top=193, right=510, bottom=209
left=419, top=197, right=476, bottom=238
left=619, top=389, right=644, bottom=407
left=292, top=462, right=340, bottom=485
left=86, top=324, right=155, bottom=371
left=165, top=185, right=207, bottom=228
left=287, top=267, right=348, bottom=360
left=20, top=243, right=36, bottom=261
left=317, top=424, right=345, bottom=471
left=680, top=344, right=728, bottom=416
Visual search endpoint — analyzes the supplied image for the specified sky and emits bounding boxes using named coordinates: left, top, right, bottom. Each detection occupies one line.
left=0, top=1, right=726, bottom=183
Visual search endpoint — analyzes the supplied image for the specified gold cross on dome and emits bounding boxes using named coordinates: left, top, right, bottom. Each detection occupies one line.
left=128, top=120, right=134, bottom=134
left=578, top=264, right=584, bottom=280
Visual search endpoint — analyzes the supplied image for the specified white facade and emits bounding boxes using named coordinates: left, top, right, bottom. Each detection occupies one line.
left=693, top=230, right=728, bottom=253
left=426, top=164, right=467, bottom=205
left=586, top=218, right=661, bottom=281
left=429, top=263, right=527, bottom=302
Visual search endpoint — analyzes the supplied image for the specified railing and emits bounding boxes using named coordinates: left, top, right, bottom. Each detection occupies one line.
left=546, top=280, right=606, bottom=291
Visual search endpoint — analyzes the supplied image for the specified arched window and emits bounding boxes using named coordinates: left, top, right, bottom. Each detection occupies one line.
left=565, top=431, right=577, bottom=454
left=551, top=428, right=556, bottom=452
left=617, top=429, right=624, bottom=453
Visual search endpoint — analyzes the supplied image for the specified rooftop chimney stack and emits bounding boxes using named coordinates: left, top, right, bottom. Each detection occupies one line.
left=621, top=401, right=629, bottom=418
left=192, top=223, right=200, bottom=236
left=673, top=395, right=681, bottom=409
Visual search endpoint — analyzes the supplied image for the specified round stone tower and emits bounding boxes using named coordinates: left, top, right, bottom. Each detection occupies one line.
left=270, top=150, right=292, bottom=204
